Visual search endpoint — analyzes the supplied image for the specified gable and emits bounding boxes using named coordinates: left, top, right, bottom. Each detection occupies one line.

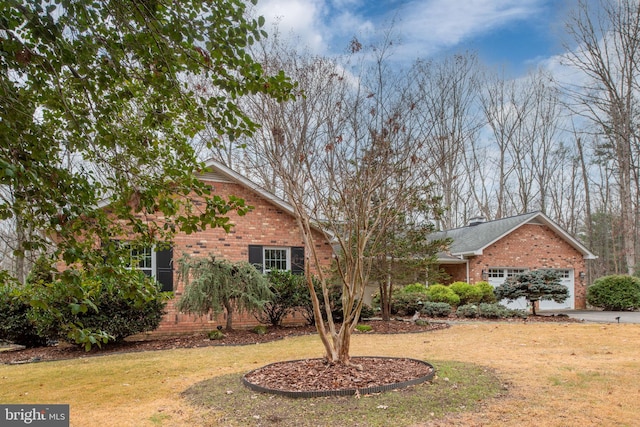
left=432, top=212, right=596, bottom=260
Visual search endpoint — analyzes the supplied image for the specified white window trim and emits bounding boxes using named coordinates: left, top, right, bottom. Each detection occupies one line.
left=124, top=243, right=157, bottom=278
left=263, top=246, right=291, bottom=273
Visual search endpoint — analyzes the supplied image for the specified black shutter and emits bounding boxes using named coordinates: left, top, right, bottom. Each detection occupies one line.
left=248, top=245, right=264, bottom=273
left=155, top=247, right=173, bottom=292
left=291, top=246, right=305, bottom=275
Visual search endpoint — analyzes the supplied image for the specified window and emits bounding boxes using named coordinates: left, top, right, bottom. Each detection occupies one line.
left=121, top=243, right=174, bottom=291
left=249, top=245, right=304, bottom=274
left=488, top=268, right=504, bottom=278
left=488, top=268, right=528, bottom=279
left=264, top=247, right=289, bottom=272
left=127, top=245, right=154, bottom=276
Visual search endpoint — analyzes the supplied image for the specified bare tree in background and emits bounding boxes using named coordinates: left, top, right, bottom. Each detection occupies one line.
left=563, top=0, right=640, bottom=274
left=412, top=53, right=484, bottom=229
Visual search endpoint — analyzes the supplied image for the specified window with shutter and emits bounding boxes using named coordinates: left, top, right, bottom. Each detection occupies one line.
left=248, top=245, right=304, bottom=274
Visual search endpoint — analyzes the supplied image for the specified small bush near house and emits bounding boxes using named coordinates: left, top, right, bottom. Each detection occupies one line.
left=425, top=284, right=461, bottom=307
left=400, top=283, right=430, bottom=295
left=0, top=281, right=48, bottom=348
left=257, top=270, right=307, bottom=327
left=252, top=325, right=268, bottom=335
left=421, top=301, right=452, bottom=317
left=477, top=303, right=527, bottom=319
left=355, top=324, right=373, bottom=332
left=31, top=270, right=169, bottom=348
left=475, top=281, right=497, bottom=303
left=456, top=304, right=479, bottom=318
left=456, top=303, right=527, bottom=319
left=392, top=292, right=428, bottom=316
left=360, top=304, right=375, bottom=319
left=207, top=330, right=225, bottom=340
left=449, top=282, right=483, bottom=305
left=587, top=275, right=640, bottom=311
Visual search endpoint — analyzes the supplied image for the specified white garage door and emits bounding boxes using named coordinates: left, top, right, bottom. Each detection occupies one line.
left=539, top=269, right=574, bottom=310
left=488, top=268, right=575, bottom=311
left=488, top=268, right=528, bottom=310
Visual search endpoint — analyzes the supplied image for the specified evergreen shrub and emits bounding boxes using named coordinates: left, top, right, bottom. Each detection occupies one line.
left=587, top=275, right=640, bottom=311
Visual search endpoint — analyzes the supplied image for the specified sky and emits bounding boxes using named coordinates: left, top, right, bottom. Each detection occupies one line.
left=252, top=0, right=576, bottom=77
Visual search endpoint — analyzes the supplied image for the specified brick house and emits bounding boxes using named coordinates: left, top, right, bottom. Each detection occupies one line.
left=134, top=159, right=334, bottom=335
left=430, top=212, right=597, bottom=310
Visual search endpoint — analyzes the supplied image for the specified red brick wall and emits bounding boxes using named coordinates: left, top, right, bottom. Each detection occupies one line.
left=143, top=179, right=333, bottom=336
left=440, top=224, right=588, bottom=308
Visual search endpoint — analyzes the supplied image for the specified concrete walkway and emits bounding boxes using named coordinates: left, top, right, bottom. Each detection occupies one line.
left=540, top=310, right=640, bottom=324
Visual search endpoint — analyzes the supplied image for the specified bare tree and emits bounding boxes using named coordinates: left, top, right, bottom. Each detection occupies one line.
left=240, top=36, right=441, bottom=364
left=412, top=53, right=484, bottom=228
left=562, top=0, right=640, bottom=274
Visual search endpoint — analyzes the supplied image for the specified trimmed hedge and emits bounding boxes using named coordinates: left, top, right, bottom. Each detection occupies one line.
left=587, top=275, right=640, bottom=311
left=420, top=301, right=452, bottom=317
left=425, top=284, right=460, bottom=307
left=456, top=303, right=527, bottom=319
left=449, top=282, right=483, bottom=305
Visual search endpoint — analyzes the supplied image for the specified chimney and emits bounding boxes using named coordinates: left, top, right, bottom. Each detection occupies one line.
left=468, top=216, right=486, bottom=226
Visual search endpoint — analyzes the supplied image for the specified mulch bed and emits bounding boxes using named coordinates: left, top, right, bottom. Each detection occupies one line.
left=0, top=314, right=577, bottom=366
left=0, top=319, right=448, bottom=365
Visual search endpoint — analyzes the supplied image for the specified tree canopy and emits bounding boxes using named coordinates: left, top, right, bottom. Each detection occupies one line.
left=0, top=0, right=294, bottom=345
left=1, top=0, right=294, bottom=275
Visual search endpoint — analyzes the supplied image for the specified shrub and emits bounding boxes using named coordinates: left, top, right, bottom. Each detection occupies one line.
left=392, top=292, right=427, bottom=316
left=207, top=330, right=225, bottom=340
left=475, top=281, right=497, bottom=303
left=425, top=284, right=460, bottom=307
left=449, top=282, right=483, bottom=305
left=477, top=303, right=527, bottom=319
left=30, top=270, right=169, bottom=348
left=355, top=324, right=373, bottom=332
left=399, top=283, right=429, bottom=295
left=252, top=325, right=268, bottom=335
left=257, top=270, right=307, bottom=327
left=360, top=304, right=375, bottom=320
left=587, top=275, right=640, bottom=311
left=0, top=282, right=48, bottom=347
left=456, top=302, right=526, bottom=319
left=456, top=304, right=479, bottom=318
left=421, top=301, right=452, bottom=317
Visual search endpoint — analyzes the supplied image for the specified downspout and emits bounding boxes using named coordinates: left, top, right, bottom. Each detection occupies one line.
left=465, top=257, right=470, bottom=283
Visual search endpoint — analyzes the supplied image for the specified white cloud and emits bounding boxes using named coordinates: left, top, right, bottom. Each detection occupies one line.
left=253, top=0, right=547, bottom=61
left=393, top=0, right=545, bottom=59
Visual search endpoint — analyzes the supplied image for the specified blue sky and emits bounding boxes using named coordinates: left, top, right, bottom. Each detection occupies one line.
left=253, top=0, right=575, bottom=76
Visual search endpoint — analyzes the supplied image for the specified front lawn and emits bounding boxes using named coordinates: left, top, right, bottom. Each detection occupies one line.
left=1, top=323, right=639, bottom=426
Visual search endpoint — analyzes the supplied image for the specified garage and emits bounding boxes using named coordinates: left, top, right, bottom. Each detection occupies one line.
left=488, top=268, right=575, bottom=311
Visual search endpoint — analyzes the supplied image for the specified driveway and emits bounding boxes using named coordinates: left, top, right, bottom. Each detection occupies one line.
left=541, top=309, right=640, bottom=324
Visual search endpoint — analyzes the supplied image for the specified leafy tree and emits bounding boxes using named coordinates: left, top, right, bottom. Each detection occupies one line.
left=177, top=255, right=272, bottom=331
left=494, top=269, right=568, bottom=315
left=1, top=1, right=294, bottom=343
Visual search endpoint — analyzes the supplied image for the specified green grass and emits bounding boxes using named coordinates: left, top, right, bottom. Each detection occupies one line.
left=182, top=360, right=504, bottom=427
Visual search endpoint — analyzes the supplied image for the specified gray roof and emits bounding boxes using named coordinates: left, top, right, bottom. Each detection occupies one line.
left=431, top=211, right=597, bottom=260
